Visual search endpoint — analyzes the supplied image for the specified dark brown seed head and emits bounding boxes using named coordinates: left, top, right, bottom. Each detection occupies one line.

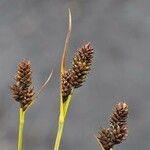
left=97, top=128, right=114, bottom=150
left=97, top=102, right=128, bottom=149
left=71, top=43, right=94, bottom=88
left=61, top=69, right=73, bottom=103
left=109, top=102, right=128, bottom=146
left=10, top=59, right=35, bottom=111
left=74, top=43, right=94, bottom=65
left=110, top=102, right=128, bottom=127
left=16, top=59, right=32, bottom=89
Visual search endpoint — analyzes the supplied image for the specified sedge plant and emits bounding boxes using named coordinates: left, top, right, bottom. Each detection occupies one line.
left=54, top=9, right=94, bottom=150
left=9, top=10, right=129, bottom=150
left=10, top=59, right=52, bottom=150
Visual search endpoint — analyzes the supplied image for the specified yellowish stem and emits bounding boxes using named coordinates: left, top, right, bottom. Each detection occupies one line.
left=54, top=117, right=65, bottom=150
left=18, top=108, right=25, bottom=150
left=63, top=94, right=72, bottom=118
left=54, top=94, right=72, bottom=150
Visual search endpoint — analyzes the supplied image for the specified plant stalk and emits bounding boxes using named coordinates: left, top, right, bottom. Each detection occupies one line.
left=54, top=117, right=65, bottom=150
left=18, top=108, right=25, bottom=150
left=54, top=9, right=72, bottom=150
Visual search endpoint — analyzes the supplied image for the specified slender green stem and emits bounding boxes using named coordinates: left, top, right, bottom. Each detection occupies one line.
left=54, top=118, right=65, bottom=150
left=18, top=108, right=25, bottom=150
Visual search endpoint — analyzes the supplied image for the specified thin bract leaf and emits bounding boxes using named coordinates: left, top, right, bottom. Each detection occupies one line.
left=36, top=69, right=53, bottom=98
left=61, top=8, right=72, bottom=74
left=60, top=8, right=72, bottom=117
left=25, top=69, right=53, bottom=112
left=94, top=134, right=105, bottom=150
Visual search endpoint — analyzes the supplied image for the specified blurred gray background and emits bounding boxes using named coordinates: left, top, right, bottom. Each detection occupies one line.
left=0, top=0, right=149, bottom=149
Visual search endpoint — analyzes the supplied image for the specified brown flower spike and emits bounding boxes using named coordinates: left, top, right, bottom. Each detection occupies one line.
left=10, top=59, right=35, bottom=111
left=97, top=102, right=128, bottom=150
left=61, top=43, right=94, bottom=102
left=62, top=69, right=73, bottom=102
left=110, top=102, right=128, bottom=127
left=71, top=42, right=94, bottom=88
left=110, top=102, right=128, bottom=145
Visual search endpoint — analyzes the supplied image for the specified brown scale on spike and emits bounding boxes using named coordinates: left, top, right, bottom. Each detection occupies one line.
left=16, top=60, right=32, bottom=89
left=71, top=43, right=94, bottom=88
left=61, top=69, right=73, bottom=103
left=110, top=102, right=128, bottom=127
left=11, top=84, right=25, bottom=102
left=97, top=128, right=114, bottom=150
left=10, top=59, right=35, bottom=111
left=110, top=124, right=128, bottom=145
left=74, top=43, right=94, bottom=65
left=20, top=88, right=35, bottom=111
